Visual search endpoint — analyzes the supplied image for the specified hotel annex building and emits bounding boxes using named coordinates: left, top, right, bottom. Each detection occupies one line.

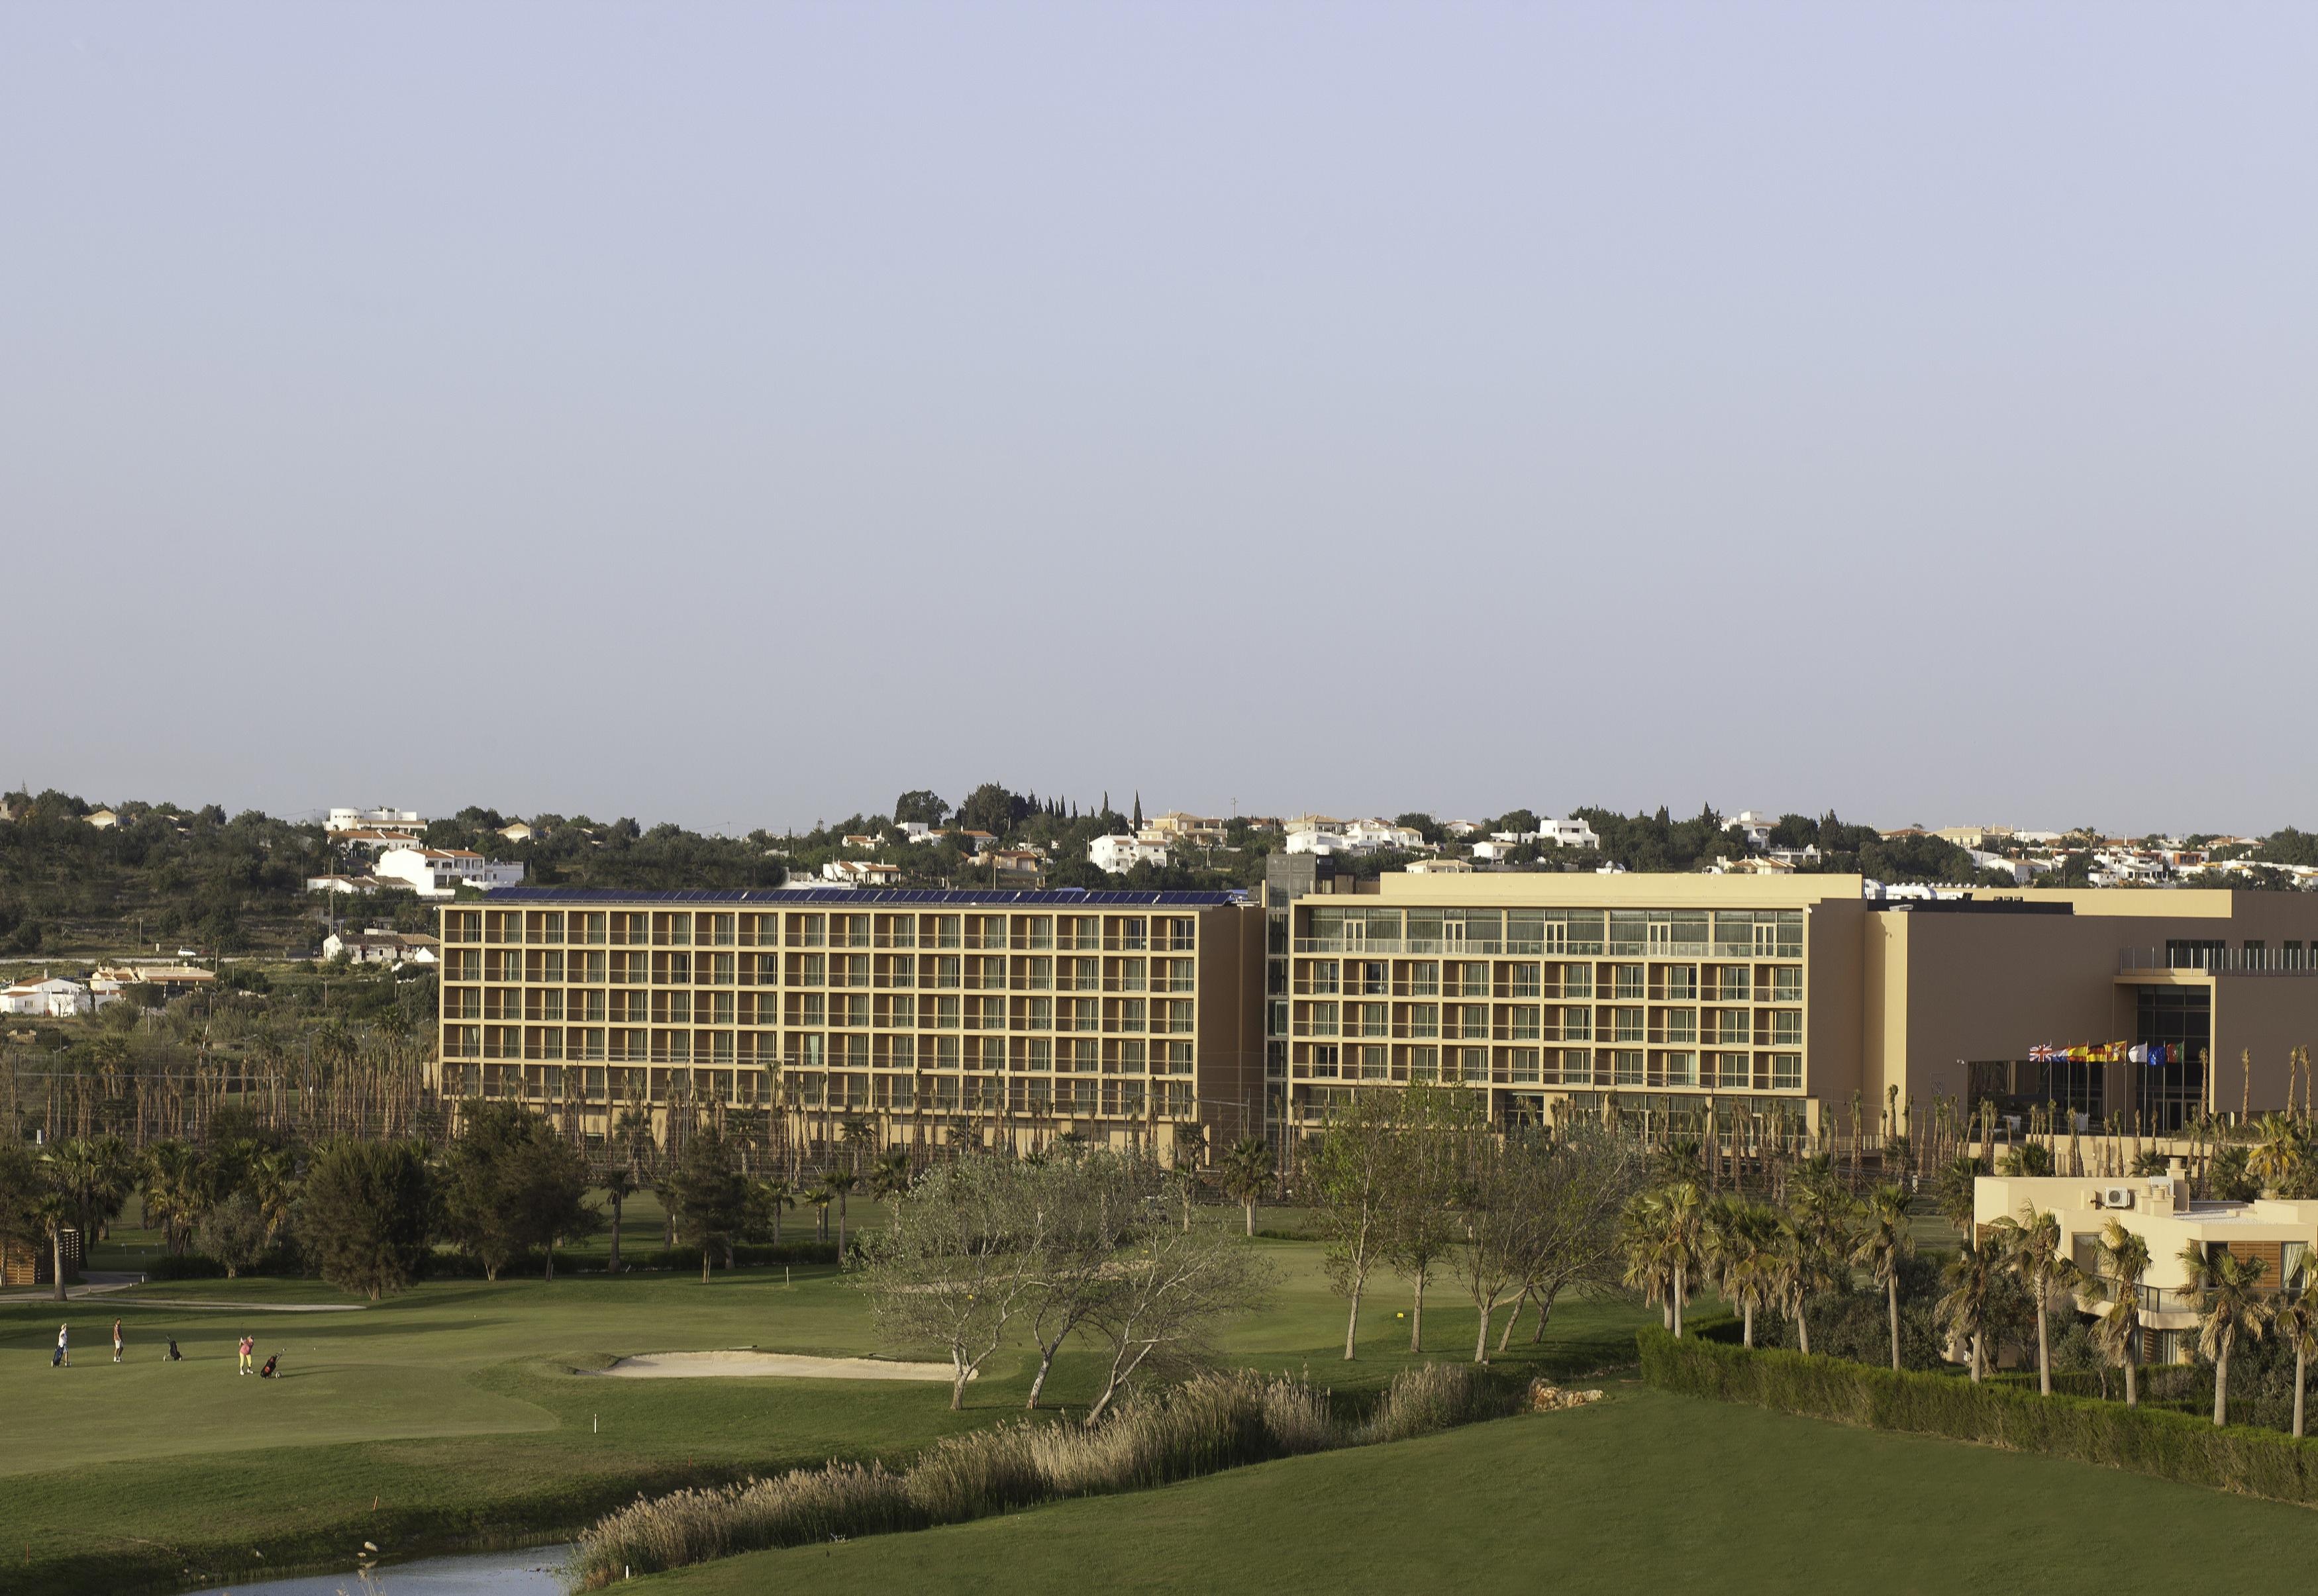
left=432, top=887, right=1264, bottom=1160
left=430, top=875, right=2318, bottom=1161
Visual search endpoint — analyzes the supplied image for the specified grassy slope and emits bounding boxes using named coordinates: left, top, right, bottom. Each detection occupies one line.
left=647, top=1383, right=2318, bottom=1596
left=0, top=1233, right=1634, bottom=1594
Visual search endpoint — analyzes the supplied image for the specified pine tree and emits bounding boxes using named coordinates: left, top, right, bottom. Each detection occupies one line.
left=1133, top=791, right=1143, bottom=830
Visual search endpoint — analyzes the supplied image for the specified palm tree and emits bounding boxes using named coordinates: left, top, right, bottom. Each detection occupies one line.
left=823, top=1169, right=860, bottom=1257
left=34, top=1191, right=72, bottom=1304
left=245, top=1147, right=297, bottom=1247
left=1990, top=1205, right=2075, bottom=1395
left=757, top=1175, right=795, bottom=1244
left=602, top=1165, right=636, bottom=1273
left=2248, top=1113, right=2305, bottom=1195
left=1935, top=1153, right=1980, bottom=1250
left=2274, top=1280, right=2318, bottom=1438
left=1621, top=1191, right=1676, bottom=1330
left=1217, top=1136, right=1273, bottom=1237
left=867, top=1150, right=912, bottom=1209
left=138, top=1140, right=204, bottom=1256
left=838, top=1116, right=874, bottom=1171
left=1702, top=1199, right=1780, bottom=1347
left=2182, top=1241, right=2275, bottom=1426
left=1852, top=1184, right=1915, bottom=1372
left=2084, top=1220, right=2152, bottom=1408
left=805, top=1180, right=836, bottom=1245
left=1937, top=1243, right=1999, bottom=1381
left=1622, top=1183, right=1705, bottom=1336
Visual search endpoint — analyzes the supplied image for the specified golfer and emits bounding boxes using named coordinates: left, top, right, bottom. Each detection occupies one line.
left=54, top=1323, right=68, bottom=1368
left=238, top=1333, right=254, bottom=1375
left=113, top=1319, right=123, bottom=1363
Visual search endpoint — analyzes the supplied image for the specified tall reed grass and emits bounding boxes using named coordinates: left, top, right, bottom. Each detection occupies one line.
left=568, top=1364, right=1518, bottom=1589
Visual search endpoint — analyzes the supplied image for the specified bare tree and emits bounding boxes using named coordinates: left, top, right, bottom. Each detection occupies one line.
left=856, top=1156, right=1047, bottom=1411
left=1082, top=1211, right=1272, bottom=1422
left=1309, top=1091, right=1401, bottom=1360
left=1497, top=1124, right=1642, bottom=1352
left=1021, top=1151, right=1158, bottom=1410
left=1383, top=1085, right=1468, bottom=1353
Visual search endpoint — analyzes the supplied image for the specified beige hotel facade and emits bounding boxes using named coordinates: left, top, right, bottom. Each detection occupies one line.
left=1264, top=871, right=2318, bottom=1142
left=431, top=875, right=2318, bottom=1162
left=431, top=887, right=1264, bottom=1160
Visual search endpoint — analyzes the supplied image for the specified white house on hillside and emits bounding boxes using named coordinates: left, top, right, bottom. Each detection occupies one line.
left=374, top=846, right=525, bottom=899
left=322, top=928, right=440, bottom=965
left=1089, top=834, right=1168, bottom=873
left=0, top=976, right=92, bottom=1017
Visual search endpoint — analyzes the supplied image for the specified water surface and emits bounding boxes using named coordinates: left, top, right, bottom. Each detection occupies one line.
left=187, top=1544, right=570, bottom=1596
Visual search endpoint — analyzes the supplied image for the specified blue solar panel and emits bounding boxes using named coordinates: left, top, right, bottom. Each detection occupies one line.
left=477, top=886, right=1247, bottom=906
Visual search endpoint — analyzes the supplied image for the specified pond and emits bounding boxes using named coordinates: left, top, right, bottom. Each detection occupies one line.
left=185, top=1544, right=571, bottom=1596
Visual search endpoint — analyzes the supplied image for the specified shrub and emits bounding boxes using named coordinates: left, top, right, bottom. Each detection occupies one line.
left=143, top=1253, right=228, bottom=1282
left=1637, top=1327, right=2318, bottom=1507
left=570, top=1364, right=1509, bottom=1589
left=1358, top=1360, right=1521, bottom=1444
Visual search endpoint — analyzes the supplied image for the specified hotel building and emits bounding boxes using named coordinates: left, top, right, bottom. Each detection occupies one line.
left=1264, top=871, right=2318, bottom=1140
left=432, top=887, right=1264, bottom=1161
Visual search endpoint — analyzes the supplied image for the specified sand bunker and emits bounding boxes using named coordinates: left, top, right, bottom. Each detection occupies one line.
left=581, top=1350, right=966, bottom=1382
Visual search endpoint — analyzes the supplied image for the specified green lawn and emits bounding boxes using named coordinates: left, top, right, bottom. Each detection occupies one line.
left=0, top=1232, right=1630, bottom=1595
left=644, top=1383, right=2318, bottom=1596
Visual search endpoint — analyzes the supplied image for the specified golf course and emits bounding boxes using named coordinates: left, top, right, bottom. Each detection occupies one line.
left=8, top=1200, right=2318, bottom=1595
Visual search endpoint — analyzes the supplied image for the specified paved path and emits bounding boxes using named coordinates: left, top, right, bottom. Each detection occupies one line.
left=0, top=1274, right=364, bottom=1312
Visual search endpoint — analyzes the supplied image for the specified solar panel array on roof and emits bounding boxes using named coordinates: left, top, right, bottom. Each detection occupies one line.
left=474, top=886, right=1248, bottom=907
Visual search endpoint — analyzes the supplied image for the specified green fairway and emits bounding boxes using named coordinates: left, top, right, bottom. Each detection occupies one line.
left=0, top=1232, right=1635, bottom=1594
left=641, top=1382, right=2318, bottom=1596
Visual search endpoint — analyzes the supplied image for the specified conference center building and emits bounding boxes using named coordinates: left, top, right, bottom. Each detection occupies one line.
left=1266, top=872, right=2318, bottom=1144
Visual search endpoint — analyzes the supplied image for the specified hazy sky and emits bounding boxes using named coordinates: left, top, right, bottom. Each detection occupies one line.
left=5, top=5, right=2313, bottom=836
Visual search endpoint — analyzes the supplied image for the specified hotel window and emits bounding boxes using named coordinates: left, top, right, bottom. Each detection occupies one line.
left=1561, top=1006, right=1591, bottom=1041
left=1772, top=1053, right=1801, bottom=1090
left=1715, top=1052, right=1751, bottom=1088
left=1614, top=1050, right=1644, bottom=1086
left=1561, top=964, right=1593, bottom=999
left=1770, top=1009, right=1802, bottom=1046
left=1770, top=965, right=1803, bottom=1001
left=1664, top=1050, right=1699, bottom=1087
left=1508, top=963, right=1542, bottom=999
left=1613, top=964, right=1645, bottom=999
left=1407, top=1003, right=1440, bottom=1038
left=1656, top=964, right=1699, bottom=1001
left=1612, top=1007, right=1644, bottom=1042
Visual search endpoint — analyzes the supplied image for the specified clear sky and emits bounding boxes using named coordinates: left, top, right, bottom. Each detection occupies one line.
left=4, top=5, right=2313, bottom=836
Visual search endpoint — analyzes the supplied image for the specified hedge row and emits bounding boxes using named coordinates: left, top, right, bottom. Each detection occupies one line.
left=140, top=1240, right=841, bottom=1284
left=1637, top=1327, right=2318, bottom=1507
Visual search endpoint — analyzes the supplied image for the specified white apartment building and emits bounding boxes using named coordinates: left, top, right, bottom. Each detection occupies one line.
left=375, top=846, right=526, bottom=898
left=1089, top=834, right=1170, bottom=873
left=328, top=806, right=425, bottom=834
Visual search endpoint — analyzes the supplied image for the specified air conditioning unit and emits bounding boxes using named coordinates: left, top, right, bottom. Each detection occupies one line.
left=2103, top=1188, right=2135, bottom=1210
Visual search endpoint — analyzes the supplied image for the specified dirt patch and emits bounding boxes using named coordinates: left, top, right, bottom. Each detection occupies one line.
left=578, top=1350, right=965, bottom=1382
